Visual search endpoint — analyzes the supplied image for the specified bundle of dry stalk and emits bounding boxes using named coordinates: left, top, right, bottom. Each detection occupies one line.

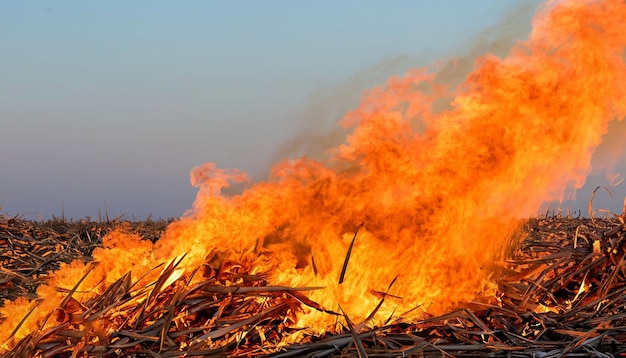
left=1, top=214, right=625, bottom=357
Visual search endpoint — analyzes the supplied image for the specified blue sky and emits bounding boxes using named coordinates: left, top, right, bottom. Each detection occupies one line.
left=3, top=0, right=622, bottom=220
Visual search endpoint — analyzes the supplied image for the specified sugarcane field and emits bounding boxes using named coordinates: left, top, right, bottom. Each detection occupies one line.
left=1, top=207, right=626, bottom=357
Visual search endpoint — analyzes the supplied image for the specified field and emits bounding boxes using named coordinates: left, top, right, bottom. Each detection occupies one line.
left=1, top=213, right=625, bottom=357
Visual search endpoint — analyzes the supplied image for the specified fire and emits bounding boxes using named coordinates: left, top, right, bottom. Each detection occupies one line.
left=2, top=0, right=626, bottom=349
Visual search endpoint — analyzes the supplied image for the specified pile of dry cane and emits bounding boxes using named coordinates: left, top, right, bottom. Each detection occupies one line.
left=1, top=212, right=625, bottom=357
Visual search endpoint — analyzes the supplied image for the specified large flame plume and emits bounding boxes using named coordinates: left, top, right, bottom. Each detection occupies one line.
left=1, top=0, right=626, bottom=345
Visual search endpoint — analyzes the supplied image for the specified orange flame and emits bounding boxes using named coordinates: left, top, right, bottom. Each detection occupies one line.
left=2, top=0, right=626, bottom=344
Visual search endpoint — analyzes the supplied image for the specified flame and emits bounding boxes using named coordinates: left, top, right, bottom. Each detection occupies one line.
left=2, top=0, right=626, bottom=345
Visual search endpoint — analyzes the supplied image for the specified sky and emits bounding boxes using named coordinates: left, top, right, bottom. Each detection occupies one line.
left=1, top=1, right=624, bottom=220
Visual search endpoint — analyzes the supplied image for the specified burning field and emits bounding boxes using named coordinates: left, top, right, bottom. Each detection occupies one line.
left=2, top=0, right=626, bottom=356
left=2, top=214, right=626, bottom=356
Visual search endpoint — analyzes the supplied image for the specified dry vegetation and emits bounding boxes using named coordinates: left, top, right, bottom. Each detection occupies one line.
left=1, top=212, right=625, bottom=357
left=0, top=215, right=170, bottom=304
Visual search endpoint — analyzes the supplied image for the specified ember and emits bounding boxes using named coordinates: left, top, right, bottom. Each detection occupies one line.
left=2, top=0, right=626, bottom=356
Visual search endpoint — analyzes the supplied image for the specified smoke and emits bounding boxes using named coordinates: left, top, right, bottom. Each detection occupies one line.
left=268, top=0, right=626, bottom=216
left=546, top=118, right=626, bottom=215
left=592, top=120, right=626, bottom=178
left=265, top=1, right=540, bottom=172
